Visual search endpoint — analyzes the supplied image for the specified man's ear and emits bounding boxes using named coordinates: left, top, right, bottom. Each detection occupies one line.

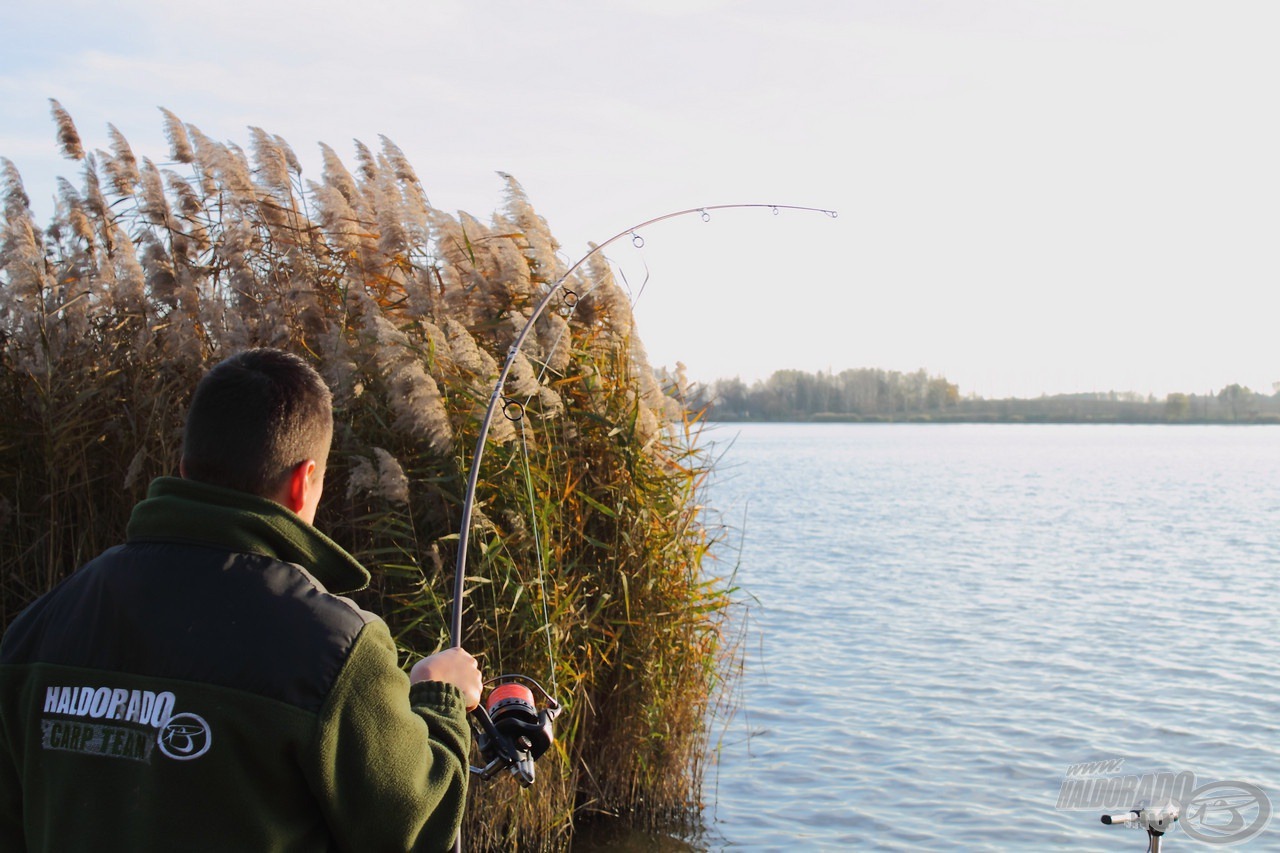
left=284, top=459, right=318, bottom=514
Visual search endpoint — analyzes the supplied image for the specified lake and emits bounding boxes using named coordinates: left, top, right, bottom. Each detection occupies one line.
left=694, top=423, right=1280, bottom=851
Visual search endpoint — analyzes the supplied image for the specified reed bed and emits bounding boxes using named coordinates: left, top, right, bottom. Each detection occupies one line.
left=0, top=104, right=735, bottom=849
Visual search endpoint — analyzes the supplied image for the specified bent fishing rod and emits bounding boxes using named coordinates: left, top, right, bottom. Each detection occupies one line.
left=446, top=203, right=836, bottom=837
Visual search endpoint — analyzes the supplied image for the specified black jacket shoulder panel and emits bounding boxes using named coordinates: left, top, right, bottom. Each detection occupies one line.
left=1, top=541, right=377, bottom=713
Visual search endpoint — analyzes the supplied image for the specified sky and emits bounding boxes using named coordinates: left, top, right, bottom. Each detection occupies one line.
left=2, top=0, right=1278, bottom=399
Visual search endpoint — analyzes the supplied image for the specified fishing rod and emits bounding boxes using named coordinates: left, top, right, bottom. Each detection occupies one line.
left=447, top=203, right=836, bottom=845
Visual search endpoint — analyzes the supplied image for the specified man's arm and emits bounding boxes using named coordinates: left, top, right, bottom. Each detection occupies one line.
left=307, top=621, right=472, bottom=853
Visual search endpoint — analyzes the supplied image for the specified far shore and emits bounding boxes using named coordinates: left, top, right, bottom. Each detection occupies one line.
left=709, top=413, right=1280, bottom=425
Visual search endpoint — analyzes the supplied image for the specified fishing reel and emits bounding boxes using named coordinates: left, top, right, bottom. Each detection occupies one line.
left=469, top=674, right=561, bottom=788
left=1101, top=802, right=1179, bottom=852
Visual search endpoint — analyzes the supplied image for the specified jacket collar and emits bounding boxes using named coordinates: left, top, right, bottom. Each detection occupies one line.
left=126, top=477, right=371, bottom=594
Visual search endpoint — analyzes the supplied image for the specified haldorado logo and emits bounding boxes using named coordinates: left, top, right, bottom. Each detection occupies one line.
left=39, top=683, right=212, bottom=764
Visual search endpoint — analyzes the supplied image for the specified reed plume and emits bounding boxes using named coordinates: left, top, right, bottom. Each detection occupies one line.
left=102, top=124, right=141, bottom=196
left=48, top=99, right=84, bottom=161
left=160, top=107, right=194, bottom=163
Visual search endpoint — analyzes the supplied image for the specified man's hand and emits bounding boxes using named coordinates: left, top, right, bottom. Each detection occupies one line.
left=409, top=648, right=483, bottom=710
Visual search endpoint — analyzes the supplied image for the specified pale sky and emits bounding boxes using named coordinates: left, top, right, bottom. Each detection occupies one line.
left=2, top=0, right=1277, bottom=399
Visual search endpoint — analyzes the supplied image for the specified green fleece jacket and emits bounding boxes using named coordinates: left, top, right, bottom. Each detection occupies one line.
left=0, top=477, right=469, bottom=852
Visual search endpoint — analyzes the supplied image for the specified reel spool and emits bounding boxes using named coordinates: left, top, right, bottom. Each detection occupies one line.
left=469, top=674, right=561, bottom=788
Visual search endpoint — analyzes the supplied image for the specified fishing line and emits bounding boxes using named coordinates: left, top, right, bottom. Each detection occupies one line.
left=451, top=202, right=837, bottom=648
left=497, top=203, right=831, bottom=418
left=515, top=411, right=558, bottom=697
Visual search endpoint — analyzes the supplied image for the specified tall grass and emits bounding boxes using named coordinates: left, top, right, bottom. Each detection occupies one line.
left=0, top=104, right=736, bottom=849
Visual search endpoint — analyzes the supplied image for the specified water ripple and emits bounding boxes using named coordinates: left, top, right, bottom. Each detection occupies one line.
left=702, top=424, right=1280, bottom=850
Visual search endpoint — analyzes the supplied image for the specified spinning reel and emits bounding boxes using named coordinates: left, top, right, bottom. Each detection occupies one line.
left=1101, top=802, right=1179, bottom=852
left=468, top=674, right=561, bottom=787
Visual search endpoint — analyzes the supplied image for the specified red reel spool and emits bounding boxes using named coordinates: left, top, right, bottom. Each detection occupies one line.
left=487, top=683, right=536, bottom=718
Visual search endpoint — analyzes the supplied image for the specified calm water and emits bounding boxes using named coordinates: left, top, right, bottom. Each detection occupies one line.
left=697, top=423, right=1280, bottom=851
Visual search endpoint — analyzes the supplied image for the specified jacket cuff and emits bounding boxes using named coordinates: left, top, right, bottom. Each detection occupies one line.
left=409, top=679, right=466, bottom=716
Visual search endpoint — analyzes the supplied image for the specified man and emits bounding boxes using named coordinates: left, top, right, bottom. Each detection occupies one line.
left=0, top=348, right=481, bottom=851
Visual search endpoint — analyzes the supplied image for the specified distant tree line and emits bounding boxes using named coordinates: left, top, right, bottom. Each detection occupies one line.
left=676, top=369, right=1280, bottom=424
left=685, top=368, right=960, bottom=420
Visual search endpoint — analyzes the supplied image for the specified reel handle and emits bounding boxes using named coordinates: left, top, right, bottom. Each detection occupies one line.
left=1101, top=811, right=1140, bottom=826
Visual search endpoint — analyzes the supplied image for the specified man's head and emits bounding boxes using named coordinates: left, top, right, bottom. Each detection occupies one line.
left=181, top=349, right=333, bottom=521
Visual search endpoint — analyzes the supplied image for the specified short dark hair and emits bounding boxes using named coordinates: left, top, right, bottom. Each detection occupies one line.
left=182, top=349, right=333, bottom=497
